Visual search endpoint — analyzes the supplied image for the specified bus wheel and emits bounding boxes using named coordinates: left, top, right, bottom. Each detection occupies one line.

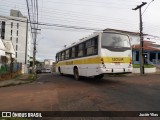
left=74, top=68, right=79, bottom=80
left=95, top=74, right=104, bottom=79
left=58, top=67, right=63, bottom=76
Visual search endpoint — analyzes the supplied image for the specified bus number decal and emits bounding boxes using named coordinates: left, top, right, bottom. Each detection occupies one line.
left=112, top=58, right=124, bottom=62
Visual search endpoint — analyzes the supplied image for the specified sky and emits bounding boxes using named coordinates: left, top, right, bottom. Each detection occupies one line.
left=0, top=0, right=160, bottom=61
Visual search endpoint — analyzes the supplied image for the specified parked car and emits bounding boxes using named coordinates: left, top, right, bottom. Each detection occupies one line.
left=45, top=68, right=52, bottom=73
left=40, top=69, right=44, bottom=73
left=40, top=68, right=51, bottom=73
left=36, top=69, right=41, bottom=74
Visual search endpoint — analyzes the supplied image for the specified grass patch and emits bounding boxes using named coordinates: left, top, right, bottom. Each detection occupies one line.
left=28, top=74, right=36, bottom=81
left=0, top=80, right=30, bottom=88
left=133, top=64, right=155, bottom=68
left=14, top=74, right=23, bottom=80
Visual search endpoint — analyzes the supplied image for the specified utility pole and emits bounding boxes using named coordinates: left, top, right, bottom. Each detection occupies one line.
left=32, top=28, right=41, bottom=77
left=25, top=19, right=28, bottom=64
left=132, top=2, right=147, bottom=75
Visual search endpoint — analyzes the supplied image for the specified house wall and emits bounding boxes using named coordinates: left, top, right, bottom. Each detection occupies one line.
left=0, top=50, right=5, bottom=56
left=44, top=59, right=54, bottom=65
left=128, top=34, right=160, bottom=65
left=132, top=50, right=160, bottom=65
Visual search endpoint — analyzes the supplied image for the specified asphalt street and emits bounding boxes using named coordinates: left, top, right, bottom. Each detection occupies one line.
left=0, top=73, right=160, bottom=120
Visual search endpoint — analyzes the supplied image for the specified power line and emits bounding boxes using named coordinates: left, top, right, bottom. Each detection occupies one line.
left=1, top=14, right=159, bottom=36
left=44, top=0, right=136, bottom=8
left=0, top=16, right=100, bottom=31
left=142, top=0, right=154, bottom=15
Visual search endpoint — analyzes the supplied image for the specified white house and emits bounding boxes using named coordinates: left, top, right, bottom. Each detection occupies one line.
left=3, top=40, right=15, bottom=63
left=0, top=38, right=6, bottom=65
left=44, top=59, right=55, bottom=66
left=0, top=38, right=16, bottom=65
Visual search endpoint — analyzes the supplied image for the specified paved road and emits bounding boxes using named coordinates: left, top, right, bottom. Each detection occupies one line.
left=0, top=73, right=160, bottom=119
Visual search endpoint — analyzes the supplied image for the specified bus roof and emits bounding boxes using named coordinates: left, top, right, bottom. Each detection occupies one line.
left=56, top=32, right=100, bottom=54
left=56, top=31, right=129, bottom=54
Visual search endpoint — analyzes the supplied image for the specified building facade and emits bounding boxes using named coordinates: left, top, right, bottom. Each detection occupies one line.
left=44, top=59, right=55, bottom=66
left=0, top=9, right=32, bottom=66
left=132, top=42, right=160, bottom=65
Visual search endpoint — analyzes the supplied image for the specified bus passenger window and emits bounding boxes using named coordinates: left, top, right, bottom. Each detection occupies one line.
left=56, top=54, right=59, bottom=62
left=71, top=47, right=75, bottom=58
left=78, top=44, right=84, bottom=57
left=62, top=52, right=65, bottom=60
left=59, top=53, right=61, bottom=61
left=93, top=37, right=98, bottom=54
left=65, top=50, right=69, bottom=59
left=85, top=37, right=98, bottom=55
left=69, top=49, right=72, bottom=59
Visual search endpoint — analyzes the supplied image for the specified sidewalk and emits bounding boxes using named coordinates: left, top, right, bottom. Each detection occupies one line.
left=0, top=74, right=35, bottom=87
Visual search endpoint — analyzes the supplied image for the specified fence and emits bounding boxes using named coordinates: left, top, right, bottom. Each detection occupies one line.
left=0, top=63, right=22, bottom=80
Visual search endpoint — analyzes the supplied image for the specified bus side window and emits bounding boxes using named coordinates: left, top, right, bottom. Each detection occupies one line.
left=56, top=54, right=59, bottom=62
left=62, top=52, right=65, bottom=60
left=69, top=49, right=72, bottom=59
left=85, top=36, right=98, bottom=55
left=78, top=43, right=84, bottom=57
left=64, top=51, right=66, bottom=60
left=58, top=53, right=60, bottom=61
left=55, top=54, right=57, bottom=62
left=85, top=40, right=91, bottom=55
left=94, top=37, right=98, bottom=54
left=58, top=54, right=59, bottom=61
left=71, top=47, right=75, bottom=58
left=75, top=46, right=78, bottom=58
left=65, top=50, right=69, bottom=60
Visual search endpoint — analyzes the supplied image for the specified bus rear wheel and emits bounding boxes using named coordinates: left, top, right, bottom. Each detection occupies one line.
left=74, top=68, right=79, bottom=80
left=58, top=67, right=63, bottom=76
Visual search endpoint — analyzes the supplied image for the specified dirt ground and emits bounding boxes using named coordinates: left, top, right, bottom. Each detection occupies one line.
left=0, top=73, right=160, bottom=120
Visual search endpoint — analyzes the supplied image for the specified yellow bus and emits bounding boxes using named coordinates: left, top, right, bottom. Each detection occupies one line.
left=55, top=31, right=132, bottom=80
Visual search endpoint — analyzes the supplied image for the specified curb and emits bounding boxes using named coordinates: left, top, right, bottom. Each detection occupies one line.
left=0, top=74, right=35, bottom=87
left=0, top=80, right=31, bottom=87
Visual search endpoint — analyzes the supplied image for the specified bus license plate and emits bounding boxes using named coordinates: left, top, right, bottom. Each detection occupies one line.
left=115, top=63, right=120, bottom=65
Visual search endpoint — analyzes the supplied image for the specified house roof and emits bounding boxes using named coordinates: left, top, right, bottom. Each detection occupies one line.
left=3, top=40, right=15, bottom=54
left=0, top=38, right=5, bottom=51
left=132, top=40, right=160, bottom=51
left=103, top=28, right=148, bottom=36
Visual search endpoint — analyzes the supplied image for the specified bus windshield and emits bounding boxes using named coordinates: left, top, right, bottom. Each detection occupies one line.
left=101, top=33, right=130, bottom=49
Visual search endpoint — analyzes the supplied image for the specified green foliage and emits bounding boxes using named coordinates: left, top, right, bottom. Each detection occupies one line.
left=133, top=64, right=155, bottom=68
left=30, top=60, right=42, bottom=67
left=28, top=74, right=35, bottom=81
left=0, top=64, right=10, bottom=74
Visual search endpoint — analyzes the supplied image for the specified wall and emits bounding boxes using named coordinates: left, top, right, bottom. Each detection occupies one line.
left=0, top=63, right=22, bottom=80
left=133, top=67, right=156, bottom=73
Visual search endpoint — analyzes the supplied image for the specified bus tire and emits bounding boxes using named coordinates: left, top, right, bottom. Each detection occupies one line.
left=74, top=68, right=79, bottom=80
left=58, top=67, right=63, bottom=76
